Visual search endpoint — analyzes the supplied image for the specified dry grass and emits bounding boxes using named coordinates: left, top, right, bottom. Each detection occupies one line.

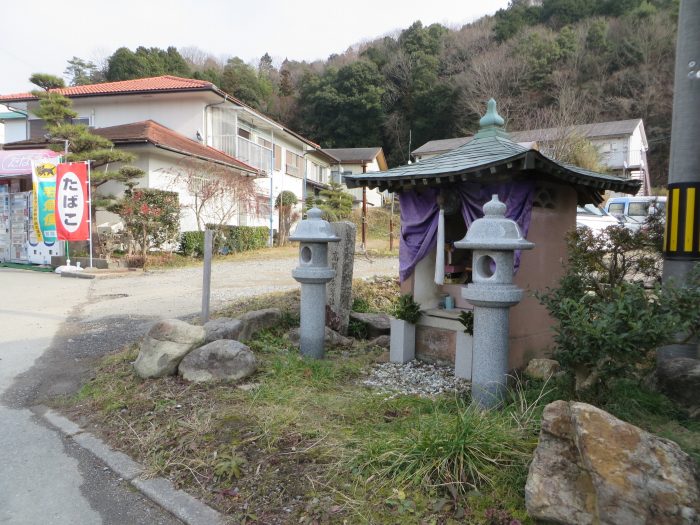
left=59, top=284, right=537, bottom=524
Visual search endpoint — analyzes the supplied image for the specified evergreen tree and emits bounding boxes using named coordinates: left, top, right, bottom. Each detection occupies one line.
left=313, top=182, right=353, bottom=221
left=30, top=75, right=143, bottom=206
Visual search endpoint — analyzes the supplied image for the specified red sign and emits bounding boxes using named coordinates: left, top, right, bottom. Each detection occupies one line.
left=55, top=162, right=90, bottom=241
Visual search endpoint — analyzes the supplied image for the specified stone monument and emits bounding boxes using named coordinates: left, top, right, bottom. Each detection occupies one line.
left=326, top=221, right=357, bottom=334
left=455, top=195, right=534, bottom=408
left=290, top=208, right=340, bottom=358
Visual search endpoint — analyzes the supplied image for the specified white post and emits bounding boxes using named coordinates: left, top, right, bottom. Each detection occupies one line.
left=202, top=229, right=213, bottom=323
left=87, top=161, right=93, bottom=268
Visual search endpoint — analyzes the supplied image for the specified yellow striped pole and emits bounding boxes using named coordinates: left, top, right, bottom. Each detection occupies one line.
left=663, top=183, right=700, bottom=259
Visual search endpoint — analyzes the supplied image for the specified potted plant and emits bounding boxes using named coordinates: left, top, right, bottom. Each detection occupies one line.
left=390, top=294, right=422, bottom=363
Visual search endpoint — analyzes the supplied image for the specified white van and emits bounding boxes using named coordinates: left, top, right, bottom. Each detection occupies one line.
left=603, top=196, right=666, bottom=230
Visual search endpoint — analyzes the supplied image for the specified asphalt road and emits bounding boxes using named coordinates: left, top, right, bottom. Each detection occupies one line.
left=0, top=252, right=398, bottom=523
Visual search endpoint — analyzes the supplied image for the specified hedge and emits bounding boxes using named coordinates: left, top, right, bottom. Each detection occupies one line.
left=179, top=225, right=269, bottom=257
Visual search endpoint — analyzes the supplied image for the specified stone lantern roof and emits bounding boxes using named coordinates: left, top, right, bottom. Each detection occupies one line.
left=289, top=208, right=340, bottom=243
left=455, top=195, right=535, bottom=251
left=344, top=99, right=640, bottom=204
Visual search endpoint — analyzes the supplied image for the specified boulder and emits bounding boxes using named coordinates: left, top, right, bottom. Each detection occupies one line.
left=134, top=319, right=205, bottom=378
left=524, top=358, right=560, bottom=380
left=526, top=400, right=700, bottom=525
left=237, top=308, right=282, bottom=341
left=368, top=335, right=390, bottom=349
left=287, top=327, right=353, bottom=348
left=349, top=312, right=391, bottom=338
left=178, top=340, right=257, bottom=383
left=657, top=358, right=700, bottom=417
left=203, top=317, right=243, bottom=343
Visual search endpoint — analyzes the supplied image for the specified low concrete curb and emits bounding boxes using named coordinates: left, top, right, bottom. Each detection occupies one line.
left=34, top=406, right=225, bottom=525
left=59, top=271, right=96, bottom=280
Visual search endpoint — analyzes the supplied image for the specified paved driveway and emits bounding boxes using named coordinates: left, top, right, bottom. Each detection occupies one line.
left=0, top=253, right=397, bottom=523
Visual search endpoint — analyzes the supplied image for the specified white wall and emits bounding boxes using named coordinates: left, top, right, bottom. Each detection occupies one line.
left=3, top=119, right=27, bottom=143
left=74, top=94, right=207, bottom=142
left=339, top=161, right=384, bottom=207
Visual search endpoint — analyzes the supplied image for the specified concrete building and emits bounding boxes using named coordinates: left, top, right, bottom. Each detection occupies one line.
left=0, top=76, right=336, bottom=234
left=322, top=147, right=388, bottom=208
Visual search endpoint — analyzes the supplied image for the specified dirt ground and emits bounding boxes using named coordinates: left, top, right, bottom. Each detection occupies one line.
left=4, top=251, right=397, bottom=408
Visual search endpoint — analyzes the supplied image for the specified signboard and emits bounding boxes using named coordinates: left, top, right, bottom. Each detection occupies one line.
left=55, top=162, right=90, bottom=241
left=30, top=160, right=57, bottom=245
left=1, top=150, right=60, bottom=176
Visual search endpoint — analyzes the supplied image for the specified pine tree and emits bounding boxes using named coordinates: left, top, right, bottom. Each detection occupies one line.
left=31, top=75, right=144, bottom=207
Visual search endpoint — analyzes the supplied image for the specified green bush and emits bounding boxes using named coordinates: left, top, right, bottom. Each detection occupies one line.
left=538, top=221, right=700, bottom=398
left=211, top=225, right=269, bottom=253
left=180, top=226, right=269, bottom=257
left=393, top=294, right=422, bottom=324
left=179, top=231, right=205, bottom=257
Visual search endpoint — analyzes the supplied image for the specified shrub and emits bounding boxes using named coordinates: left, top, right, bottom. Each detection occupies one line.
left=393, top=294, right=422, bottom=324
left=180, top=226, right=269, bottom=257
left=538, top=221, right=700, bottom=398
left=179, top=231, right=204, bottom=257
left=208, top=224, right=268, bottom=253
left=109, top=188, right=180, bottom=257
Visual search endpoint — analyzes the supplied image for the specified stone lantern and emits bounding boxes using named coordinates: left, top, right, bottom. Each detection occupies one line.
left=290, top=207, right=340, bottom=358
left=454, top=195, right=534, bottom=408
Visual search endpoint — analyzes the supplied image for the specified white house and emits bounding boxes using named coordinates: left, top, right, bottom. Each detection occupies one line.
left=412, top=119, right=650, bottom=195
left=0, top=75, right=336, bottom=234
left=322, top=147, right=388, bottom=207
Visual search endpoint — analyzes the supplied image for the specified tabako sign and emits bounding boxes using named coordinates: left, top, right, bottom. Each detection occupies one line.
left=56, top=163, right=90, bottom=241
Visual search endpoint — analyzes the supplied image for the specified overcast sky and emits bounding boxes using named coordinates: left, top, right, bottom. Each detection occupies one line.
left=1, top=0, right=509, bottom=95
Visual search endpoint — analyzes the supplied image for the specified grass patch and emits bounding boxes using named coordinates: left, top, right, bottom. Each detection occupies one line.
left=61, top=303, right=541, bottom=524
left=58, top=280, right=697, bottom=524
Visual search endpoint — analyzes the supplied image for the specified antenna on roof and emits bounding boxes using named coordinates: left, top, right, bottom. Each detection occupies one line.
left=407, top=129, right=412, bottom=164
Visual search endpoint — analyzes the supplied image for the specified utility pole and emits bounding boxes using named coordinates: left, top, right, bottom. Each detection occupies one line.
left=658, top=0, right=700, bottom=361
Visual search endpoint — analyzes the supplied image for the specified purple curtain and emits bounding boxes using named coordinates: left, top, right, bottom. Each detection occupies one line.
left=398, top=181, right=535, bottom=282
left=398, top=187, right=440, bottom=282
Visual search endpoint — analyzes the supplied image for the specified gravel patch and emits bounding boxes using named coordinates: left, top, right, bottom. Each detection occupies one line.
left=362, top=360, right=471, bottom=398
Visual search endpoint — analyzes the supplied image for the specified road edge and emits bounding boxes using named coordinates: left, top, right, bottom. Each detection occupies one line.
left=33, top=406, right=225, bottom=525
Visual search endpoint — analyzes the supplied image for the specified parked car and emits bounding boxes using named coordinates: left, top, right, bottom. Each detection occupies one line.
left=604, top=196, right=666, bottom=231
left=576, top=204, right=623, bottom=233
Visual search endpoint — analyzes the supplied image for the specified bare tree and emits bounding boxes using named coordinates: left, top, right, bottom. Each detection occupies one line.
left=163, top=158, right=259, bottom=231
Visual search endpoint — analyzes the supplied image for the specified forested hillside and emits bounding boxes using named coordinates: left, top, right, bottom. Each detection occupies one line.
left=63, top=0, right=679, bottom=185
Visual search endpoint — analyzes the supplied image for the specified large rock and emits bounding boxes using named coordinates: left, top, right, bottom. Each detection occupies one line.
left=327, top=221, right=356, bottom=334
left=524, top=358, right=560, bottom=380
left=237, top=308, right=282, bottom=341
left=203, top=317, right=243, bottom=343
left=287, top=327, right=353, bottom=348
left=349, top=312, right=390, bottom=338
left=134, top=319, right=205, bottom=378
left=178, top=340, right=256, bottom=383
left=526, top=400, right=700, bottom=525
left=657, top=358, right=700, bottom=417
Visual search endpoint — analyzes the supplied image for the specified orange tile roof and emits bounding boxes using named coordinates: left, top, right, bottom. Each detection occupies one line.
left=3, top=120, right=260, bottom=174
left=98, top=120, right=260, bottom=173
left=0, top=75, right=323, bottom=149
left=0, top=76, right=215, bottom=102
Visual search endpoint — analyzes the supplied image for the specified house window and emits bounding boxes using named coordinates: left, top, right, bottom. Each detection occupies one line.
left=238, top=128, right=251, bottom=140
left=29, top=117, right=90, bottom=140
left=274, top=145, right=282, bottom=171
left=257, top=137, right=272, bottom=149
left=286, top=151, right=304, bottom=177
